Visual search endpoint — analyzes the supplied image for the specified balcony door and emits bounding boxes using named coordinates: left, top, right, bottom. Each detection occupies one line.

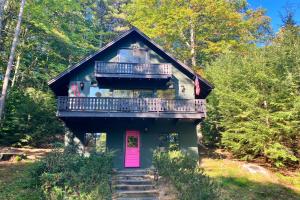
left=125, top=130, right=140, bottom=168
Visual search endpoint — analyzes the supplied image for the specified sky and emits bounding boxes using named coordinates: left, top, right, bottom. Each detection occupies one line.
left=247, top=0, right=300, bottom=32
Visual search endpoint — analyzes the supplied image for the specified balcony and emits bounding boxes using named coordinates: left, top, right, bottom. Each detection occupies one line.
left=57, top=97, right=206, bottom=119
left=94, top=62, right=172, bottom=79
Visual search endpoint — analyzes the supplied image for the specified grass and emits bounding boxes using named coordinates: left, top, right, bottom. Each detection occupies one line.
left=201, top=158, right=300, bottom=200
left=0, top=161, right=42, bottom=200
left=0, top=155, right=300, bottom=200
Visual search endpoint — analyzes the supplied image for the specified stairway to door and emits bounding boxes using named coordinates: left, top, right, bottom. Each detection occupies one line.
left=112, top=169, right=159, bottom=200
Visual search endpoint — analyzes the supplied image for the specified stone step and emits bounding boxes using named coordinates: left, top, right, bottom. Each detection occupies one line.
left=113, top=174, right=153, bottom=181
left=114, top=197, right=159, bottom=200
left=114, top=184, right=155, bottom=191
left=113, top=180, right=154, bottom=185
left=113, top=190, right=159, bottom=199
left=116, top=169, right=150, bottom=175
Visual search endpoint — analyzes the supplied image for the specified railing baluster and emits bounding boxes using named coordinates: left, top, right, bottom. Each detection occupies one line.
left=57, top=97, right=206, bottom=116
left=95, top=62, right=172, bottom=76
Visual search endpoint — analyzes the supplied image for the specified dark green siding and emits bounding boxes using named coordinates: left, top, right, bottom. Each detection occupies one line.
left=63, top=34, right=199, bottom=169
left=68, top=37, right=195, bottom=99
left=105, top=120, right=198, bottom=169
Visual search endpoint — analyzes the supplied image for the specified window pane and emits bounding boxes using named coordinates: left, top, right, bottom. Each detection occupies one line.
left=119, top=49, right=133, bottom=63
left=85, top=133, right=107, bottom=153
left=156, top=89, right=176, bottom=99
left=127, top=136, right=138, bottom=147
left=90, top=87, right=112, bottom=97
left=133, top=49, right=146, bottom=63
left=113, top=90, right=133, bottom=98
left=133, top=90, right=154, bottom=98
left=119, top=49, right=147, bottom=63
left=158, top=133, right=179, bottom=151
left=169, top=133, right=179, bottom=151
left=159, top=134, right=169, bottom=148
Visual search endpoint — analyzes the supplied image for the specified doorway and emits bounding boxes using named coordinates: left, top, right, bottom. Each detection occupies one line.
left=125, top=130, right=140, bottom=168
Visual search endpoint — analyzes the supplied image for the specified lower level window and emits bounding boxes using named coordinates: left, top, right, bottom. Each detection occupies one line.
left=85, top=133, right=107, bottom=153
left=159, top=132, right=179, bottom=151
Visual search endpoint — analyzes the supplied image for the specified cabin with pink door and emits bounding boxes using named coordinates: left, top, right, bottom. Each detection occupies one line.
left=48, top=27, right=213, bottom=169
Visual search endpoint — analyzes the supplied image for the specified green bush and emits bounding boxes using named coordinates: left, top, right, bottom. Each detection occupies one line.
left=0, top=87, right=65, bottom=147
left=153, top=150, right=220, bottom=200
left=264, top=143, right=298, bottom=168
left=29, top=146, right=113, bottom=200
left=205, top=28, right=300, bottom=167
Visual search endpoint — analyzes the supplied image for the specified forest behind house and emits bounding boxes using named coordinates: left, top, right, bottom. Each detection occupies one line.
left=0, top=0, right=299, bottom=169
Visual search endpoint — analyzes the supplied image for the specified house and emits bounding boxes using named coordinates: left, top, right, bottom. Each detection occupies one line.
left=48, top=27, right=213, bottom=169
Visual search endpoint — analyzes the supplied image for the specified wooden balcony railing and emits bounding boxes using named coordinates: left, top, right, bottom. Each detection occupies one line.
left=57, top=97, right=206, bottom=117
left=94, top=62, right=172, bottom=78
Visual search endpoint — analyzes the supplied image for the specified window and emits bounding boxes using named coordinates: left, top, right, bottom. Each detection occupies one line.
left=158, top=133, right=179, bottom=151
left=169, top=133, right=179, bottom=151
left=159, top=134, right=169, bottom=148
left=89, top=87, right=112, bottom=97
left=113, top=90, right=133, bottom=98
left=133, top=90, right=154, bottom=98
left=85, top=133, right=107, bottom=153
left=156, top=89, right=176, bottom=99
left=127, top=136, right=138, bottom=147
left=119, top=48, right=147, bottom=63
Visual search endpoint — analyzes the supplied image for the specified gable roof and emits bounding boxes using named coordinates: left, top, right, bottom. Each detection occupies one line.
left=48, top=27, right=213, bottom=96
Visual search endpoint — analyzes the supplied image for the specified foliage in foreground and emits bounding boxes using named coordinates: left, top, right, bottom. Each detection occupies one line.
left=0, top=87, right=64, bottom=146
left=205, top=28, right=300, bottom=167
left=153, top=150, right=220, bottom=200
left=30, top=147, right=113, bottom=200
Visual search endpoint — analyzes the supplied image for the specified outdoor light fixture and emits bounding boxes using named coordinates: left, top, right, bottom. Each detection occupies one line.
left=80, top=82, right=84, bottom=90
left=181, top=85, right=185, bottom=93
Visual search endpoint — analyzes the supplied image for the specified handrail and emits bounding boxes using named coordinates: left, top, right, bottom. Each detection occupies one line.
left=57, top=96, right=206, bottom=114
left=95, top=61, right=172, bottom=75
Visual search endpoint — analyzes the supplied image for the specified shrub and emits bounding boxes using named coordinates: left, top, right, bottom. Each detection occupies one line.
left=29, top=146, right=113, bottom=199
left=204, top=30, right=300, bottom=167
left=153, top=150, right=220, bottom=200
left=0, top=88, right=64, bottom=147
left=264, top=143, right=299, bottom=168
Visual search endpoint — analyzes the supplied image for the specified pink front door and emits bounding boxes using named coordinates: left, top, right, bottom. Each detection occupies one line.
left=125, top=130, right=140, bottom=168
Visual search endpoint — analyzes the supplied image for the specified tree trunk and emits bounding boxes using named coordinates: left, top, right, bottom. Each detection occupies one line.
left=190, top=22, right=196, bottom=67
left=0, top=0, right=26, bottom=121
left=11, top=54, right=20, bottom=87
left=0, top=0, right=7, bottom=41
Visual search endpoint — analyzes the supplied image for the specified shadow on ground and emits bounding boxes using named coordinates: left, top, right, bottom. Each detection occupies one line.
left=214, top=176, right=300, bottom=200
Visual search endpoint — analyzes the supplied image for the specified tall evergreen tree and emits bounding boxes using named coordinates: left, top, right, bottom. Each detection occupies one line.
left=205, top=25, right=300, bottom=167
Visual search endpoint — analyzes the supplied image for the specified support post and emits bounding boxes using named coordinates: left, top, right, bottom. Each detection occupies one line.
left=64, top=130, right=86, bottom=155
left=196, top=122, right=206, bottom=163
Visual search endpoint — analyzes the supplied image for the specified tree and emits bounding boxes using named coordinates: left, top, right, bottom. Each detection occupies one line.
left=123, top=0, right=271, bottom=68
left=0, top=87, right=64, bottom=146
left=0, top=0, right=25, bottom=120
left=0, top=0, right=7, bottom=40
left=205, top=28, right=300, bottom=167
left=0, top=0, right=129, bottom=146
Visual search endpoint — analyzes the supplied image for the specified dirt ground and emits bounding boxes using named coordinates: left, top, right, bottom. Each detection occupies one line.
left=0, top=147, right=52, bottom=162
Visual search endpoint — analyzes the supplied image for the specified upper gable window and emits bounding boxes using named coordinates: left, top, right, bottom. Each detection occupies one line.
left=118, top=48, right=147, bottom=63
